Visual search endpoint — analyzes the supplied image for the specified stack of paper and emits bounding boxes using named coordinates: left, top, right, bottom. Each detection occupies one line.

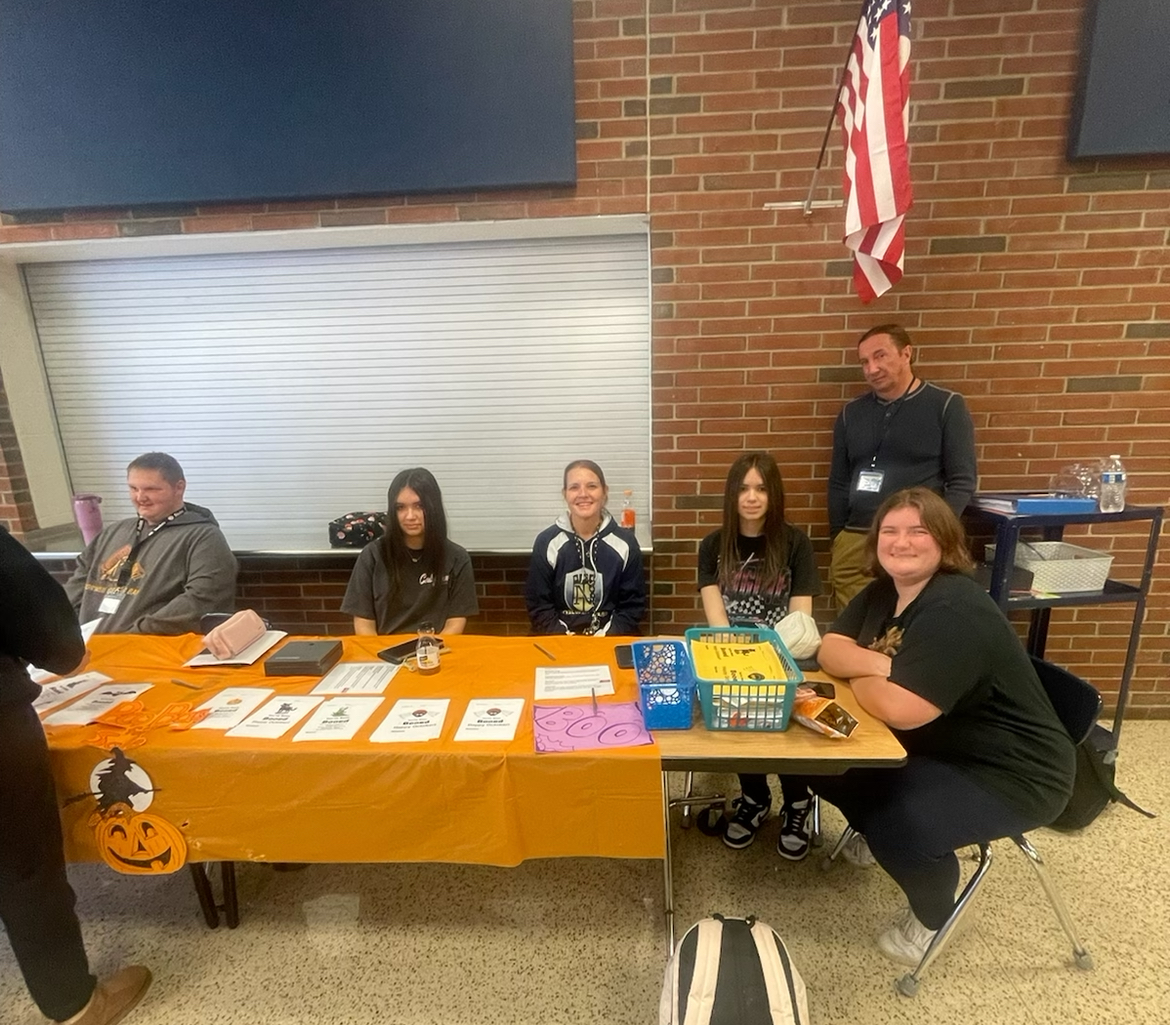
left=292, top=697, right=383, bottom=742
left=454, top=699, right=525, bottom=741
left=192, top=688, right=274, bottom=730
left=370, top=699, right=450, bottom=743
left=42, top=683, right=153, bottom=727
left=33, top=672, right=112, bottom=715
left=690, top=639, right=787, bottom=682
left=225, top=696, right=324, bottom=739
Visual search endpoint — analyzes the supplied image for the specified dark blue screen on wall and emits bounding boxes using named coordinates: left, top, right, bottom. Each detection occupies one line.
left=0, top=0, right=577, bottom=212
left=1068, top=0, right=1170, bottom=159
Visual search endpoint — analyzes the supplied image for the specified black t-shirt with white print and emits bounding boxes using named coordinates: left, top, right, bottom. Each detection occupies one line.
left=697, top=524, right=822, bottom=627
left=341, top=540, right=478, bottom=634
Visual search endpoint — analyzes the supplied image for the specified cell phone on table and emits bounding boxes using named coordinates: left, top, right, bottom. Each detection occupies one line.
left=615, top=644, right=635, bottom=670
left=377, top=639, right=419, bottom=665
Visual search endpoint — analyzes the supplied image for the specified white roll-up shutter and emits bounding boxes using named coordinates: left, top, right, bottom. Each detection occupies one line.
left=24, top=229, right=650, bottom=551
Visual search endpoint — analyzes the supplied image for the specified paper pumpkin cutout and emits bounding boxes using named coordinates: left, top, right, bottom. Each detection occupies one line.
left=93, top=803, right=187, bottom=875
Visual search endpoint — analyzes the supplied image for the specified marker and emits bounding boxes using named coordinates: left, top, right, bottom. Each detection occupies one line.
left=534, top=643, right=556, bottom=662
left=591, top=687, right=598, bottom=715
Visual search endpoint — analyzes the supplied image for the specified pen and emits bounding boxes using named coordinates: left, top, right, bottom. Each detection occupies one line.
left=534, top=643, right=557, bottom=662
left=171, top=678, right=202, bottom=691
left=591, top=687, right=598, bottom=715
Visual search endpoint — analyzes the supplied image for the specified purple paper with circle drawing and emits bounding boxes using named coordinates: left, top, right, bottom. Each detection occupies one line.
left=533, top=702, right=652, bottom=753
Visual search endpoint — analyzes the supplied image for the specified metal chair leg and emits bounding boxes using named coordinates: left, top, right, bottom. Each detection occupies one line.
left=897, top=844, right=994, bottom=997
left=1012, top=834, right=1094, bottom=970
left=667, top=771, right=725, bottom=836
left=811, top=794, right=824, bottom=848
left=820, top=824, right=857, bottom=871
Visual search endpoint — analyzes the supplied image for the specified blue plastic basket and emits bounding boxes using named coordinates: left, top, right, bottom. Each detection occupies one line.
left=632, top=640, right=695, bottom=730
left=684, top=626, right=804, bottom=731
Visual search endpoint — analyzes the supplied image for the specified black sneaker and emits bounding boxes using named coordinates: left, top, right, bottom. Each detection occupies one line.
left=722, top=794, right=770, bottom=849
left=777, top=799, right=812, bottom=861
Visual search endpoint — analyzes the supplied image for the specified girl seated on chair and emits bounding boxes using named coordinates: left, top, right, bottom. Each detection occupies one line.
left=525, top=459, right=646, bottom=636
left=786, top=488, right=1075, bottom=966
left=341, top=468, right=478, bottom=635
left=697, top=452, right=824, bottom=856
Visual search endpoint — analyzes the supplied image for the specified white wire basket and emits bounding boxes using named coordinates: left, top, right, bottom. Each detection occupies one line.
left=985, top=541, right=1113, bottom=593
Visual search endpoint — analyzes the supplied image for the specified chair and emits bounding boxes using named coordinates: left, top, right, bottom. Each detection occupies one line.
left=822, top=656, right=1098, bottom=996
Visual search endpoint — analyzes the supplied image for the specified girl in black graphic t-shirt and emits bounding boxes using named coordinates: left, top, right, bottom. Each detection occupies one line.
left=799, top=488, right=1075, bottom=967
left=697, top=453, right=823, bottom=853
left=698, top=453, right=822, bottom=628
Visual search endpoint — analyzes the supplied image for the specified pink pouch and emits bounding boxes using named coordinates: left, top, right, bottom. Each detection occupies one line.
left=203, top=610, right=267, bottom=660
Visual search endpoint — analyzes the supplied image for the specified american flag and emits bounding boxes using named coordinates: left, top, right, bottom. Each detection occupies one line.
left=837, top=0, right=913, bottom=303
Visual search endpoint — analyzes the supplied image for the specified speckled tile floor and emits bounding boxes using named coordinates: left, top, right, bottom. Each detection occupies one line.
left=4, top=721, right=1168, bottom=1024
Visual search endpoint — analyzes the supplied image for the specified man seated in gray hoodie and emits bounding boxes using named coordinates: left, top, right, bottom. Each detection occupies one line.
left=65, top=452, right=237, bottom=634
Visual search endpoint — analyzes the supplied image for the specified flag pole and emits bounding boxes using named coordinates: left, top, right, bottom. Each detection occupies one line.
left=802, top=0, right=871, bottom=216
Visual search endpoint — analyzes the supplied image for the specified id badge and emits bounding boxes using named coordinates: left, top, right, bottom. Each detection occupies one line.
left=98, top=591, right=124, bottom=614
left=856, top=469, right=885, bottom=494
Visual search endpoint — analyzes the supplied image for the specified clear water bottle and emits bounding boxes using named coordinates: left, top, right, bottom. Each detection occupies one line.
left=416, top=621, right=441, bottom=674
left=1098, top=454, right=1127, bottom=513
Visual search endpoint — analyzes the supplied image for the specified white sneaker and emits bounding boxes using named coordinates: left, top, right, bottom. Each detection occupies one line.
left=840, top=832, right=876, bottom=867
left=876, top=907, right=937, bottom=967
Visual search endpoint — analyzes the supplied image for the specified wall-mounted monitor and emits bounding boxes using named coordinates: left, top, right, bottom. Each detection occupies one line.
left=1068, top=0, right=1170, bottom=160
left=0, top=0, right=577, bottom=213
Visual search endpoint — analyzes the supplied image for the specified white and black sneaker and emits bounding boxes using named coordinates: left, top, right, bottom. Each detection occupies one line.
left=722, top=794, right=770, bottom=849
left=776, top=799, right=812, bottom=861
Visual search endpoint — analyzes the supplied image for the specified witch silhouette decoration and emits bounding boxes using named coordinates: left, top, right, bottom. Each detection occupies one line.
left=65, top=747, right=188, bottom=875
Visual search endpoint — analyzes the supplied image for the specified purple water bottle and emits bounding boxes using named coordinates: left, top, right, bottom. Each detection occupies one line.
left=72, top=493, right=104, bottom=544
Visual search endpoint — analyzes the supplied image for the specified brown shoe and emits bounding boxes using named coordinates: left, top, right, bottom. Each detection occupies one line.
left=61, top=966, right=152, bottom=1025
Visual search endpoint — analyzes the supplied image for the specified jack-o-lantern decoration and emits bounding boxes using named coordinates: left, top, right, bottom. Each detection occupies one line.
left=93, top=802, right=187, bottom=875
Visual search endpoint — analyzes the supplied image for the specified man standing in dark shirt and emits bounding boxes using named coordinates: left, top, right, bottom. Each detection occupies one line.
left=0, top=527, right=151, bottom=1025
left=827, top=325, right=977, bottom=611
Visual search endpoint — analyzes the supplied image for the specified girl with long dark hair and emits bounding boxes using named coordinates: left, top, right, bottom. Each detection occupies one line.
left=341, top=468, right=478, bottom=635
left=697, top=452, right=823, bottom=854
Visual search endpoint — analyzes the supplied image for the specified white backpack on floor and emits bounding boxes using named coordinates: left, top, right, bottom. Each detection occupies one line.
left=660, top=914, right=809, bottom=1025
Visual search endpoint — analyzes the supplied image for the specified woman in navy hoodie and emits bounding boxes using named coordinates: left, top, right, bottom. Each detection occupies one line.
left=525, top=460, right=646, bottom=636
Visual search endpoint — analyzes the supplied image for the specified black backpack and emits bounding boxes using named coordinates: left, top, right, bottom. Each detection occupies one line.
left=1049, top=723, right=1155, bottom=831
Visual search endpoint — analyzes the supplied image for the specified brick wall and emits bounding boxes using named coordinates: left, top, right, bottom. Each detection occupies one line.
left=5, top=0, right=1169, bottom=715
left=0, top=367, right=38, bottom=537
left=41, top=553, right=575, bottom=638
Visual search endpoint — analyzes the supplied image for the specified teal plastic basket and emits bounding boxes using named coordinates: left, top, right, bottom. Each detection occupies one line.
left=684, top=626, right=803, bottom=731
left=632, top=640, right=695, bottom=730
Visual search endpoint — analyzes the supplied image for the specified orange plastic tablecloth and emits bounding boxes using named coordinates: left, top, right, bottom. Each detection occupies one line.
left=47, top=634, right=666, bottom=866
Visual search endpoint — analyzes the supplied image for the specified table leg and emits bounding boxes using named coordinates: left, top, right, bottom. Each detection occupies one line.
left=188, top=863, right=220, bottom=929
left=661, top=770, right=675, bottom=954
left=221, top=861, right=240, bottom=929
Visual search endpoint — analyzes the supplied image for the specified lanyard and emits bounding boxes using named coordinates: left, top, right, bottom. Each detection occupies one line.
left=869, top=377, right=918, bottom=469
left=113, top=507, right=187, bottom=589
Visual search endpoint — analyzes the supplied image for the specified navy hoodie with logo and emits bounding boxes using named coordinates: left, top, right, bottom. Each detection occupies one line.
left=525, top=512, right=646, bottom=636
